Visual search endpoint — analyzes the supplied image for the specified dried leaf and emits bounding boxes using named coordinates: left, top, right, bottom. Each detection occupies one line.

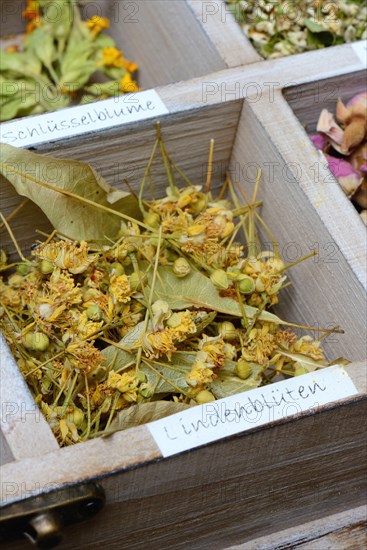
left=276, top=348, right=327, bottom=371
left=210, top=364, right=262, bottom=398
left=24, top=28, right=56, bottom=69
left=0, top=143, right=140, bottom=241
left=108, top=401, right=190, bottom=433
left=0, top=51, right=42, bottom=76
left=304, top=19, right=334, bottom=46
left=0, top=95, right=23, bottom=121
left=102, top=346, right=134, bottom=371
left=149, top=267, right=284, bottom=324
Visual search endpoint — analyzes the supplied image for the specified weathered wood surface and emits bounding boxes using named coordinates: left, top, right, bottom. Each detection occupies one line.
left=226, top=505, right=367, bottom=550
left=0, top=334, right=59, bottom=463
left=187, top=0, right=260, bottom=68
left=2, top=364, right=366, bottom=548
left=0, top=20, right=366, bottom=548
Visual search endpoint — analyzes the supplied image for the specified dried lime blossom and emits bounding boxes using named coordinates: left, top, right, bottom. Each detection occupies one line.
left=0, top=129, right=344, bottom=446
left=227, top=0, right=366, bottom=59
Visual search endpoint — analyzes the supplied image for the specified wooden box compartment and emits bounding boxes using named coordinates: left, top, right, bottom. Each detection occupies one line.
left=215, top=0, right=365, bottom=63
left=282, top=70, right=367, bottom=289
left=0, top=0, right=257, bottom=96
left=1, top=95, right=366, bottom=549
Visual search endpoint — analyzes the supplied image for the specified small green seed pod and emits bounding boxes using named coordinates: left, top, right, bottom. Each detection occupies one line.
left=238, top=276, right=255, bottom=294
left=17, top=264, right=30, bottom=276
left=136, top=371, right=147, bottom=383
left=210, top=269, right=229, bottom=290
left=86, top=304, right=103, bottom=321
left=218, top=321, right=237, bottom=341
left=67, top=407, right=84, bottom=427
left=23, top=332, right=50, bottom=352
left=196, top=390, right=216, bottom=404
left=173, top=257, right=191, bottom=278
left=139, top=385, right=154, bottom=398
left=129, top=272, right=141, bottom=290
left=40, top=260, right=54, bottom=274
left=110, top=262, right=125, bottom=276
left=190, top=194, right=207, bottom=215
left=236, top=360, right=252, bottom=380
left=144, top=211, right=160, bottom=229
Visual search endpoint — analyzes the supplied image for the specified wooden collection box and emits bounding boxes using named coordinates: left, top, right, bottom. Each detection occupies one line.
left=0, top=0, right=257, bottom=95
left=0, top=2, right=366, bottom=548
left=1, top=55, right=366, bottom=547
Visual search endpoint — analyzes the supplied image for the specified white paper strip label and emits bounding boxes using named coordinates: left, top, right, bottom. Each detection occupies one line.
left=0, top=90, right=169, bottom=148
left=147, top=365, right=358, bottom=458
left=351, top=40, right=367, bottom=68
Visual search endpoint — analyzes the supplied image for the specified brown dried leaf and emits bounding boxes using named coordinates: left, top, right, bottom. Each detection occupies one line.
left=0, top=143, right=140, bottom=241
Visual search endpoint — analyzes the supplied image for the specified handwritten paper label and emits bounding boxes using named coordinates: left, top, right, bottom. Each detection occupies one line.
left=351, top=40, right=367, bottom=68
left=147, top=365, right=358, bottom=458
left=0, top=90, right=169, bottom=148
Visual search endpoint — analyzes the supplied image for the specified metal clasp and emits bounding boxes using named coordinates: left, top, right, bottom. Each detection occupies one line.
left=0, top=483, right=105, bottom=549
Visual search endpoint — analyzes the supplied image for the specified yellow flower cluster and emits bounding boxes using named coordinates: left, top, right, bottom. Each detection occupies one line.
left=107, top=370, right=139, bottom=403
left=144, top=311, right=196, bottom=360
left=186, top=361, right=215, bottom=395
left=86, top=16, right=110, bottom=34
left=34, top=240, right=97, bottom=274
left=102, top=47, right=138, bottom=73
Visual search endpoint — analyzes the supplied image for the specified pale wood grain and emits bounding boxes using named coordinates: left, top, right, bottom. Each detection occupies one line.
left=103, top=0, right=228, bottom=89
left=0, top=334, right=59, bottom=461
left=2, top=374, right=366, bottom=548
left=226, top=505, right=367, bottom=550
left=0, top=431, right=14, bottom=466
left=187, top=0, right=260, bottom=67
left=1, top=361, right=365, bottom=504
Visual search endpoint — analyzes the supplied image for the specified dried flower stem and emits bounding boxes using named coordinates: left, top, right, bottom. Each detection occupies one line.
left=0, top=212, right=27, bottom=262
left=205, top=139, right=215, bottom=192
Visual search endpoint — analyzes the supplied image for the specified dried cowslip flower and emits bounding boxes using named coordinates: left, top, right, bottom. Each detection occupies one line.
left=0, top=0, right=139, bottom=122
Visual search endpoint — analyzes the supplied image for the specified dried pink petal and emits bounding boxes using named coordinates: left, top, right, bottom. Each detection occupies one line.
left=311, top=133, right=327, bottom=150
left=325, top=155, right=362, bottom=197
left=317, top=109, right=344, bottom=149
